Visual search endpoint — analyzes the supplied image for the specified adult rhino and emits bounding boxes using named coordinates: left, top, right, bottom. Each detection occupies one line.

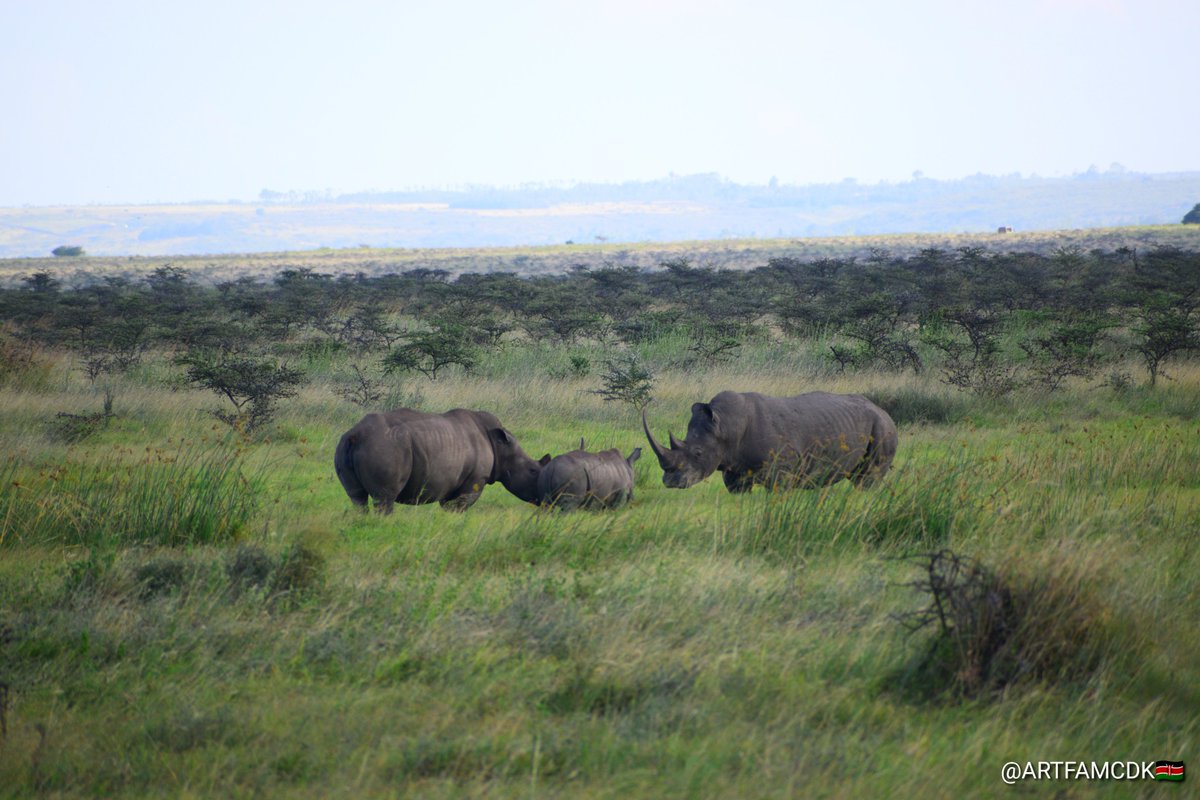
left=643, top=391, right=897, bottom=492
left=535, top=439, right=641, bottom=510
left=334, top=408, right=549, bottom=513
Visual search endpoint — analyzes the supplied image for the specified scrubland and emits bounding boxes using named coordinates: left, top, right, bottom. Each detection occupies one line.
left=1, top=240, right=1198, bottom=797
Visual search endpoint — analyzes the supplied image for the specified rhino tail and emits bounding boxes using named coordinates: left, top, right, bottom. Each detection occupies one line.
left=335, top=432, right=369, bottom=508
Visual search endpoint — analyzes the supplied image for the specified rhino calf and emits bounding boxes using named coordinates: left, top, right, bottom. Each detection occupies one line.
left=335, top=408, right=549, bottom=513
left=536, top=439, right=641, bottom=511
left=644, top=390, right=897, bottom=492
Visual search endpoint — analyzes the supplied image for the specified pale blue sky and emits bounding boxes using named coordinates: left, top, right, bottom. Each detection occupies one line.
left=2, top=0, right=1197, bottom=206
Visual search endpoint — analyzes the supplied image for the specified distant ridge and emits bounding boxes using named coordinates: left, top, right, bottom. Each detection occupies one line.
left=2, top=170, right=1199, bottom=258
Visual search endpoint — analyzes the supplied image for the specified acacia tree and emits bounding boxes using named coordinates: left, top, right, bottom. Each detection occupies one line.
left=921, top=308, right=1023, bottom=397
left=1018, top=314, right=1108, bottom=391
left=1132, top=301, right=1198, bottom=386
left=178, top=350, right=306, bottom=432
left=383, top=320, right=478, bottom=380
left=592, top=352, right=655, bottom=413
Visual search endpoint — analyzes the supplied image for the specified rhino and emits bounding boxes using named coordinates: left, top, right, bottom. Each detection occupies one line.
left=334, top=408, right=550, bottom=513
left=535, top=438, right=642, bottom=510
left=643, top=390, right=897, bottom=492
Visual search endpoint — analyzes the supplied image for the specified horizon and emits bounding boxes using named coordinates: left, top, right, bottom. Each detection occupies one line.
left=4, top=165, right=1198, bottom=212
left=3, top=0, right=1199, bottom=208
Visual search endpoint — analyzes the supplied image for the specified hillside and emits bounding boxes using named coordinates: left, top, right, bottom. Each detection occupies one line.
left=2, top=170, right=1198, bottom=259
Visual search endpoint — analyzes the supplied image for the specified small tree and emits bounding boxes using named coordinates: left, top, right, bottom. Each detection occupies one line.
left=51, top=245, right=85, bottom=257
left=592, top=352, right=655, bottom=413
left=1132, top=303, right=1198, bottom=386
left=178, top=350, right=306, bottom=432
left=1182, top=203, right=1200, bottom=225
left=682, top=318, right=748, bottom=367
left=79, top=318, right=150, bottom=383
left=1018, top=315, right=1108, bottom=392
left=921, top=309, right=1023, bottom=397
left=334, top=363, right=384, bottom=408
left=383, top=321, right=478, bottom=380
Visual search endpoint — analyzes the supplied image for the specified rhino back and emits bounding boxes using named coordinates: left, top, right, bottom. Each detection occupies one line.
left=393, top=410, right=495, bottom=502
left=338, top=408, right=495, bottom=505
left=538, top=449, right=635, bottom=509
left=721, top=392, right=890, bottom=481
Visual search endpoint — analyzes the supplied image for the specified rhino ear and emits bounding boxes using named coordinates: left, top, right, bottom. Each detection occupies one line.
left=627, top=447, right=642, bottom=465
left=539, top=453, right=552, bottom=466
left=490, top=427, right=514, bottom=445
left=691, top=402, right=718, bottom=428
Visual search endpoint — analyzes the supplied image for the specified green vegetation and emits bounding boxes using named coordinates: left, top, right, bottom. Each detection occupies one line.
left=1, top=237, right=1198, bottom=796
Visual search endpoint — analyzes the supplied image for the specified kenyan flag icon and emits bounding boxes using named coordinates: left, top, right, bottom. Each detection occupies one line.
left=1154, top=761, right=1184, bottom=782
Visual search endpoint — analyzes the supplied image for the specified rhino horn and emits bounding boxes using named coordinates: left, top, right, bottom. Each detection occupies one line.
left=669, top=431, right=685, bottom=450
left=642, top=411, right=670, bottom=466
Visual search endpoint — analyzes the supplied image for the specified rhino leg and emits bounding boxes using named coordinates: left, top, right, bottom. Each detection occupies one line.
left=850, top=423, right=897, bottom=488
left=723, top=470, right=755, bottom=493
left=344, top=487, right=369, bottom=512
left=548, top=493, right=584, bottom=512
left=375, top=496, right=395, bottom=515
left=440, top=488, right=483, bottom=512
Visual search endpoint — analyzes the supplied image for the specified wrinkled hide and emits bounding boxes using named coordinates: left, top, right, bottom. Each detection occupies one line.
left=334, top=408, right=547, bottom=513
left=536, top=445, right=641, bottom=511
left=644, top=391, right=897, bottom=492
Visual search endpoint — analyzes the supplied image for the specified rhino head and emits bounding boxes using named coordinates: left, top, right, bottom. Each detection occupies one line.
left=642, top=404, right=724, bottom=489
left=488, top=427, right=551, bottom=504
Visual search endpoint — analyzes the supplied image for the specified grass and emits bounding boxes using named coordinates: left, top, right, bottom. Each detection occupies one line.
left=0, top=439, right=262, bottom=548
left=1, top=338, right=1198, bottom=796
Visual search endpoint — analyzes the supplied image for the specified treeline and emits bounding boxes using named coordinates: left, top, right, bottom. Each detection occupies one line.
left=2, top=245, right=1198, bottom=430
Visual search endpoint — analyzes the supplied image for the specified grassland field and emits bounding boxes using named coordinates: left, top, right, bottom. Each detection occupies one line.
left=1, top=236, right=1199, bottom=797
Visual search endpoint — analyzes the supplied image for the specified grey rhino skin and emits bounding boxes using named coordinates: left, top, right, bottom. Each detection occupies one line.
left=334, top=408, right=549, bottom=513
left=643, top=390, right=897, bottom=492
left=536, top=438, right=641, bottom=510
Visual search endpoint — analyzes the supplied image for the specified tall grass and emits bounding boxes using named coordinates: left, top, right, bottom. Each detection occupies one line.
left=0, top=440, right=260, bottom=547
left=713, top=454, right=979, bottom=562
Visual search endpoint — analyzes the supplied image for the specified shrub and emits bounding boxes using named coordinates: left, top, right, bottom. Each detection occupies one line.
left=893, top=549, right=1120, bottom=699
left=383, top=321, right=478, bottom=380
left=178, top=349, right=306, bottom=432
left=333, top=362, right=385, bottom=408
left=226, top=544, right=276, bottom=592
left=0, top=334, right=55, bottom=389
left=921, top=309, right=1024, bottom=397
left=865, top=389, right=967, bottom=426
left=132, top=556, right=191, bottom=599
left=269, top=542, right=327, bottom=601
left=592, top=352, right=655, bottom=413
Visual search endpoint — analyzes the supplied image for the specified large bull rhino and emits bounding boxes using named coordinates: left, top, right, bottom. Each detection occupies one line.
left=643, top=391, right=897, bottom=492
left=334, top=408, right=549, bottom=513
left=535, top=439, right=641, bottom=510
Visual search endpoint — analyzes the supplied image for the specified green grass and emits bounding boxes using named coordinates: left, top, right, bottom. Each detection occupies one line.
left=0, top=439, right=262, bottom=548
left=1, top=342, right=1198, bottom=797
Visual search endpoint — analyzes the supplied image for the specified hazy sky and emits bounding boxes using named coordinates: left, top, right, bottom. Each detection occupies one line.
left=2, top=0, right=1198, bottom=206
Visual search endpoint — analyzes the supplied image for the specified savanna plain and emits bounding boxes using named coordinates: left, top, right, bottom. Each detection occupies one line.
left=1, top=229, right=1198, bottom=797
